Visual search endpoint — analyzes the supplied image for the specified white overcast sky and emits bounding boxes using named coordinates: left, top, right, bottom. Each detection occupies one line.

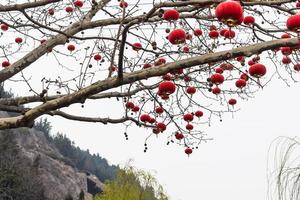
left=45, top=78, right=299, bottom=200
left=2, top=1, right=300, bottom=200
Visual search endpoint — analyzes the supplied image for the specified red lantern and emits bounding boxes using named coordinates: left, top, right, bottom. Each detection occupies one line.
left=168, top=29, right=186, bottom=45
left=212, top=87, right=221, bottom=95
left=208, top=30, right=219, bottom=39
left=0, top=24, right=8, bottom=31
left=2, top=61, right=10, bottom=68
left=195, top=110, right=203, bottom=118
left=126, top=102, right=134, bottom=109
left=132, top=105, right=140, bottom=112
left=281, top=33, right=291, bottom=39
left=182, top=46, right=190, bottom=53
left=287, top=14, right=300, bottom=32
left=155, top=107, right=164, bottom=114
left=281, top=47, right=292, bottom=55
left=215, top=67, right=224, bottom=74
left=186, top=124, right=194, bottom=131
left=215, top=0, right=244, bottom=27
left=119, top=1, right=128, bottom=8
left=236, top=56, right=245, bottom=62
left=249, top=63, right=266, bottom=78
left=183, top=113, right=194, bottom=122
left=67, top=44, right=76, bottom=52
left=65, top=6, right=74, bottom=13
left=175, top=132, right=184, bottom=140
left=74, top=0, right=83, bottom=7
left=48, top=8, right=55, bottom=16
left=140, top=114, right=151, bottom=123
left=163, top=9, right=180, bottom=21
left=220, top=63, right=234, bottom=70
left=154, top=58, right=166, bottom=66
left=210, top=73, right=224, bottom=85
left=194, top=29, right=203, bottom=36
left=185, top=147, right=193, bottom=155
left=156, top=122, right=167, bottom=132
left=235, top=79, right=247, bottom=88
left=294, top=63, right=300, bottom=71
left=228, top=98, right=237, bottom=106
left=220, top=28, right=228, bottom=36
left=149, top=118, right=156, bottom=124
left=94, top=54, right=102, bottom=61
left=240, top=73, right=249, bottom=81
left=132, top=42, right=142, bottom=51
left=243, top=16, right=255, bottom=25
left=143, top=63, right=152, bottom=69
left=186, top=86, right=196, bottom=95
left=282, top=56, right=291, bottom=64
left=224, top=29, right=235, bottom=39
left=158, top=81, right=176, bottom=95
left=15, top=37, right=23, bottom=44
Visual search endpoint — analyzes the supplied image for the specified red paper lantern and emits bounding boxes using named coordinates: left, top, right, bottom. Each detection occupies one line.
left=175, top=132, right=184, bottom=140
left=282, top=56, right=291, bottom=64
left=224, top=29, right=235, bottom=39
left=185, top=147, right=193, bottom=155
left=194, top=29, right=203, bottom=36
left=143, top=63, right=152, bottom=69
left=294, top=63, right=300, bottom=71
left=249, top=63, right=266, bottom=78
left=183, top=113, right=194, bottom=122
left=287, top=14, right=300, bottom=32
left=67, top=44, right=76, bottom=52
left=194, top=110, right=203, bottom=117
left=158, top=81, right=176, bottom=95
left=186, top=124, right=194, bottom=131
left=243, top=16, right=255, bottom=25
left=210, top=73, right=224, bottom=85
left=186, top=86, right=196, bottom=95
left=156, top=122, right=167, bottom=132
left=93, top=54, right=102, bottom=61
left=215, top=1, right=244, bottom=27
left=208, top=30, right=219, bottom=39
left=65, top=6, right=74, bottom=13
left=228, top=98, right=237, bottom=105
left=155, top=107, right=164, bottom=114
left=140, top=114, right=151, bottom=123
left=119, top=1, right=128, bottom=8
left=0, top=24, right=8, bottom=31
left=154, top=58, right=166, bottom=66
left=2, top=61, right=10, bottom=68
left=132, top=42, right=142, bottom=51
left=15, top=37, right=23, bottom=44
left=212, top=87, right=221, bottom=95
left=163, top=9, right=180, bottom=21
left=74, top=0, right=83, bottom=7
left=168, top=29, right=186, bottom=45
left=235, top=79, right=247, bottom=88
left=48, top=8, right=55, bottom=15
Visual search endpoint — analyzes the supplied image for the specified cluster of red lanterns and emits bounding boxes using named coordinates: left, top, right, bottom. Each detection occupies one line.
left=125, top=101, right=140, bottom=112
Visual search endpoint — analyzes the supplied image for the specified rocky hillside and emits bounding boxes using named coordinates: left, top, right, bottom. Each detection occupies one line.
left=0, top=111, right=113, bottom=200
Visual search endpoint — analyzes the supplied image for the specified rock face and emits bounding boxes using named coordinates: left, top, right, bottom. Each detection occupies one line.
left=0, top=111, right=103, bottom=200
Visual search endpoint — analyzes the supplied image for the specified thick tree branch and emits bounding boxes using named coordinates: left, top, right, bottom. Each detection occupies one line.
left=0, top=0, right=62, bottom=12
left=0, top=37, right=298, bottom=129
